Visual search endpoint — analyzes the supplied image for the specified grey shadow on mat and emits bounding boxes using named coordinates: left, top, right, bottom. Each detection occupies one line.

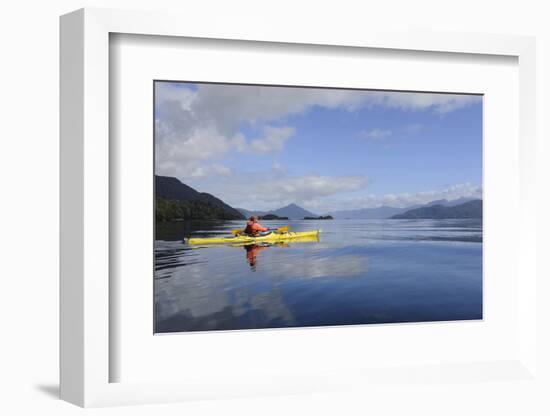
left=35, top=384, right=59, bottom=399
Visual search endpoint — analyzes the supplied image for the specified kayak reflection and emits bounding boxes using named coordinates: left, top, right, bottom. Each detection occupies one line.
left=241, top=233, right=320, bottom=271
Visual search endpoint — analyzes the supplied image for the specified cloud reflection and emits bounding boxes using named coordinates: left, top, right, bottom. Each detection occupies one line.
left=155, top=242, right=369, bottom=332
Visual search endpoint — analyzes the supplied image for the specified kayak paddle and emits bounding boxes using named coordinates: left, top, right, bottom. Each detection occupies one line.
left=230, top=225, right=289, bottom=235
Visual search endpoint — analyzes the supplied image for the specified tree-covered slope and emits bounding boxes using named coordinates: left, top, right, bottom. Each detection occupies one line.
left=391, top=200, right=482, bottom=219
left=155, top=175, right=244, bottom=221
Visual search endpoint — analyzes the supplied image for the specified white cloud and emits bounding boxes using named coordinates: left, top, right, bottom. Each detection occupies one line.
left=248, top=126, right=295, bottom=154
left=154, top=120, right=241, bottom=178
left=188, top=164, right=232, bottom=178
left=359, top=128, right=392, bottom=140
left=269, top=174, right=367, bottom=202
left=155, top=82, right=195, bottom=110
left=305, top=183, right=483, bottom=213
left=189, top=172, right=368, bottom=211
left=363, top=92, right=481, bottom=114
left=155, top=82, right=481, bottom=180
left=271, top=161, right=286, bottom=173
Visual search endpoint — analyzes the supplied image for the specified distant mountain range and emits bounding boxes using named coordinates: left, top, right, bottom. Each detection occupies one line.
left=423, top=197, right=477, bottom=207
left=328, top=205, right=411, bottom=220
left=328, top=197, right=478, bottom=219
left=271, top=203, right=317, bottom=219
left=155, top=175, right=244, bottom=221
left=237, top=203, right=317, bottom=220
left=155, top=175, right=482, bottom=222
left=391, top=199, right=482, bottom=219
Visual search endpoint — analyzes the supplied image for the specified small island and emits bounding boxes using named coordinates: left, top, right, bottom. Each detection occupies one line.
left=304, top=215, right=333, bottom=220
left=259, top=214, right=289, bottom=220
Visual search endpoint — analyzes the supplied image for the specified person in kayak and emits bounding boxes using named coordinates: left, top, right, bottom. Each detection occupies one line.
left=244, top=216, right=271, bottom=236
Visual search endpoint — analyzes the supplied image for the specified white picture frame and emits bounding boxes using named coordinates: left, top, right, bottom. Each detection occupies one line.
left=60, top=7, right=538, bottom=408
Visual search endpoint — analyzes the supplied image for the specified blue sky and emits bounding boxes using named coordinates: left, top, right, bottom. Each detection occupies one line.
left=155, top=82, right=482, bottom=212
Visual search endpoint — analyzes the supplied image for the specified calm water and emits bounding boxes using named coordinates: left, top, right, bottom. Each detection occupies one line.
left=154, top=219, right=482, bottom=333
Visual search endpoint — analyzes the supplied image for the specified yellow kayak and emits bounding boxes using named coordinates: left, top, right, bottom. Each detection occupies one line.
left=187, top=230, right=320, bottom=245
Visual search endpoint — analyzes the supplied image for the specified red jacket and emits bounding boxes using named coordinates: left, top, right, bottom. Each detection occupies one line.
left=244, top=220, right=268, bottom=235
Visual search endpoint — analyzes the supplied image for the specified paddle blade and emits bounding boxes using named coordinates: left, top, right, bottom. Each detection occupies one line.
left=230, top=228, right=244, bottom=235
left=276, top=226, right=289, bottom=233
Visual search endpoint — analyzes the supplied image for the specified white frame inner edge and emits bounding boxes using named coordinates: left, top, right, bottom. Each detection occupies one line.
left=60, top=7, right=537, bottom=408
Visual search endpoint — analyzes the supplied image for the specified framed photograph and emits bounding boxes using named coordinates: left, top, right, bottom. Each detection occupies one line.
left=60, top=8, right=538, bottom=408
left=153, top=80, right=484, bottom=334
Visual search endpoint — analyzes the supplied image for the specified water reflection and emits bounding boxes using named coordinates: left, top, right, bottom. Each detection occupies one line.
left=243, top=243, right=277, bottom=271
left=154, top=219, right=482, bottom=332
left=244, top=244, right=266, bottom=270
left=240, top=233, right=319, bottom=271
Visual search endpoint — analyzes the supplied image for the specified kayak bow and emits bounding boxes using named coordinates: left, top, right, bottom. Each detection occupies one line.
left=187, top=229, right=320, bottom=245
